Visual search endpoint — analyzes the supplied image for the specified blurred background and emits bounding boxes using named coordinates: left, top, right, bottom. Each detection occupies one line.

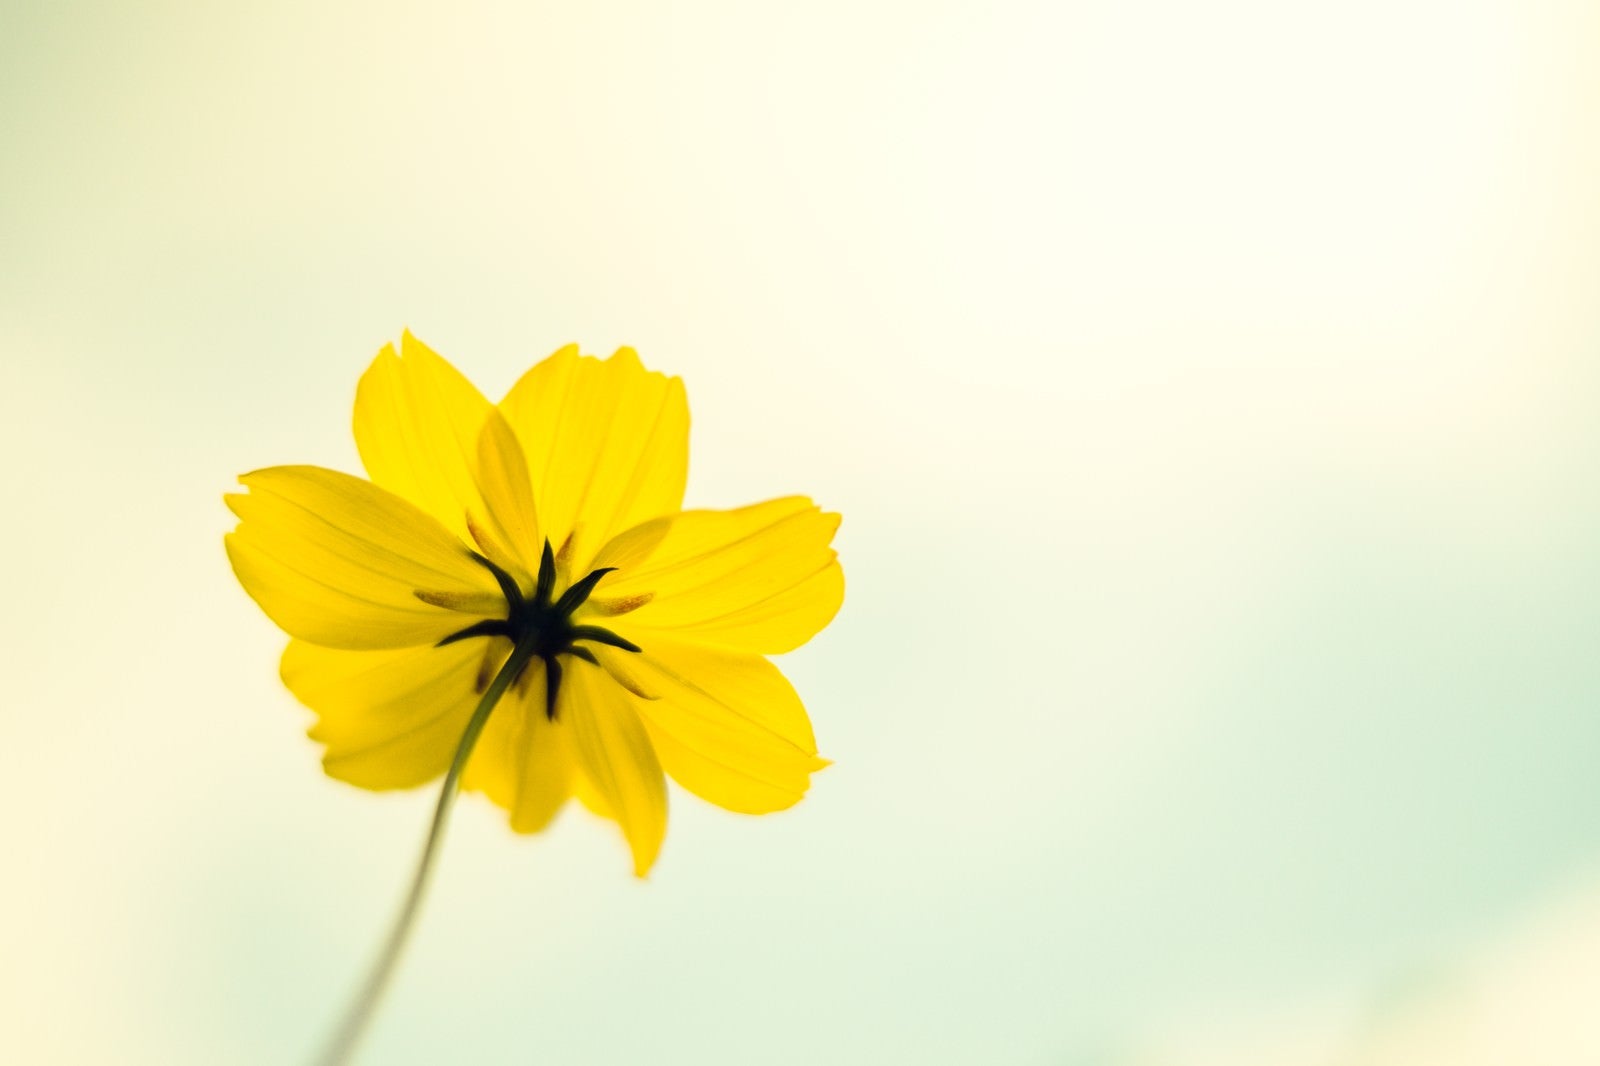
left=2, top=1, right=1598, bottom=1063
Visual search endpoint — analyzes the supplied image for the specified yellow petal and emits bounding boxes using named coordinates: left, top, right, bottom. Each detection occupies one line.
left=620, top=633, right=828, bottom=814
left=461, top=657, right=575, bottom=834
left=353, top=332, right=495, bottom=545
left=562, top=656, right=669, bottom=877
left=498, top=346, right=688, bottom=571
left=225, top=466, right=500, bottom=649
left=281, top=639, right=484, bottom=790
left=571, top=772, right=613, bottom=819
left=588, top=643, right=662, bottom=700
left=593, top=497, right=844, bottom=655
left=467, top=409, right=544, bottom=581
left=588, top=514, right=672, bottom=575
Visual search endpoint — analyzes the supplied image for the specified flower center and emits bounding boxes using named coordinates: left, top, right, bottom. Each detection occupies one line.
left=438, top=540, right=639, bottom=719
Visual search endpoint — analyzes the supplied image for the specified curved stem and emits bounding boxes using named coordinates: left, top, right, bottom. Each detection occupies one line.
left=314, top=635, right=543, bottom=1066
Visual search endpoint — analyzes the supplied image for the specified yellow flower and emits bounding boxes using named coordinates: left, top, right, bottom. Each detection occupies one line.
left=226, top=333, right=842, bottom=876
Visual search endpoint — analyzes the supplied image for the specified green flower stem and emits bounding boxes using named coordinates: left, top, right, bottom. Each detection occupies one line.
left=315, top=634, right=543, bottom=1066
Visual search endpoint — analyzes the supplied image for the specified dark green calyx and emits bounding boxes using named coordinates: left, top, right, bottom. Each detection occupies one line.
left=438, top=542, right=640, bottom=719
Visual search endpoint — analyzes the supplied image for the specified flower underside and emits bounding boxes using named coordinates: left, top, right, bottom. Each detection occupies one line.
left=433, top=541, right=640, bottom=720
left=229, top=338, right=846, bottom=1066
left=227, top=337, right=845, bottom=879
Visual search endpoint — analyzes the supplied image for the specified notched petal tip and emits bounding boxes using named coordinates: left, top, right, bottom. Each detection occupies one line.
left=368, top=338, right=400, bottom=365
left=399, top=329, right=442, bottom=359
left=605, top=345, right=683, bottom=388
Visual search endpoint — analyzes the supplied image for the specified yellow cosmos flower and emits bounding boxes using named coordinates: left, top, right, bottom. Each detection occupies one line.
left=226, top=333, right=843, bottom=877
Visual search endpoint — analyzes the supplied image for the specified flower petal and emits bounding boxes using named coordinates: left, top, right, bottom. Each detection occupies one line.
left=570, top=772, right=613, bottom=819
left=462, top=656, right=575, bottom=834
left=620, top=633, right=828, bottom=814
left=593, top=497, right=844, bottom=654
left=353, top=332, right=495, bottom=544
left=498, top=346, right=688, bottom=571
left=467, top=409, right=544, bottom=582
left=225, top=466, right=500, bottom=649
left=281, top=639, right=484, bottom=790
left=562, top=656, right=669, bottom=877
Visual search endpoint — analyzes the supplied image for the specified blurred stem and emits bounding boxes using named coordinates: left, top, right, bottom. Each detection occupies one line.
left=314, top=635, right=542, bottom=1066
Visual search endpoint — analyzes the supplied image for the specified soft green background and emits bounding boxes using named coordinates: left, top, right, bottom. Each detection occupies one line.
left=3, top=2, right=1598, bottom=1064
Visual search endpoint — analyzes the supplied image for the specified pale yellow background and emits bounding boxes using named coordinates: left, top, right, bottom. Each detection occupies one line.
left=2, top=2, right=1598, bottom=1064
